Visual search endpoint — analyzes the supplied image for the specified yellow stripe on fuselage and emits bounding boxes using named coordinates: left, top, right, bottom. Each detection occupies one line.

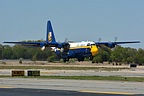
left=70, top=46, right=91, bottom=49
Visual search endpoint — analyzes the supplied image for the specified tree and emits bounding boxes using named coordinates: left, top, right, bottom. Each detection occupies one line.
left=0, top=44, right=4, bottom=59
left=12, top=45, right=27, bottom=59
left=47, top=53, right=60, bottom=62
left=92, top=55, right=103, bottom=63
left=93, top=46, right=111, bottom=63
left=109, top=54, right=115, bottom=64
left=1, top=43, right=144, bottom=65
left=127, top=57, right=133, bottom=64
left=32, top=54, right=37, bottom=63
left=2, top=45, right=13, bottom=59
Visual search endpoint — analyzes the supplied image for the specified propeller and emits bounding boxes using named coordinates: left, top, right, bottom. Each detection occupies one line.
left=40, top=38, right=70, bottom=52
left=107, top=37, right=118, bottom=48
left=98, top=38, right=101, bottom=42
left=59, top=38, right=70, bottom=53
left=40, top=42, right=46, bottom=51
left=115, top=36, right=117, bottom=42
left=64, top=38, right=68, bottom=43
left=41, top=46, right=46, bottom=51
left=97, top=38, right=103, bottom=48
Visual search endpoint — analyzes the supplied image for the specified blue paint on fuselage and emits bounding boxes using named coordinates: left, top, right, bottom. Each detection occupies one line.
left=55, top=48, right=92, bottom=59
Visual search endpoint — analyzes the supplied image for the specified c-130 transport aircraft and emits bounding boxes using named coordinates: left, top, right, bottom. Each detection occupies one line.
left=4, top=20, right=140, bottom=62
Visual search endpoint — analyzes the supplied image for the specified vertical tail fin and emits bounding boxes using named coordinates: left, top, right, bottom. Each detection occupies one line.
left=46, top=21, right=56, bottom=43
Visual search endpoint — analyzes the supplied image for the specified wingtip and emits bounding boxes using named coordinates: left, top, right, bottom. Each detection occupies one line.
left=135, top=41, right=140, bottom=43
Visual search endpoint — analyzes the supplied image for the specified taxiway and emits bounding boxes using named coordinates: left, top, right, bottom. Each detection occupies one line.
left=0, top=78, right=144, bottom=96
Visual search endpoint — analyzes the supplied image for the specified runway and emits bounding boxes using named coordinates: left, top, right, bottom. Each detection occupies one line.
left=0, top=64, right=144, bottom=95
left=0, top=78, right=144, bottom=96
left=0, top=88, right=138, bottom=96
left=1, top=69, right=144, bottom=77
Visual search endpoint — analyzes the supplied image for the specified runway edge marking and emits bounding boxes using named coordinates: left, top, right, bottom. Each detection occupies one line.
left=79, top=90, right=134, bottom=95
left=0, top=86, right=14, bottom=88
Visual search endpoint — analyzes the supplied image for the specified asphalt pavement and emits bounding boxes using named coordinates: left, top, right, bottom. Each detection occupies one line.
left=0, top=78, right=144, bottom=96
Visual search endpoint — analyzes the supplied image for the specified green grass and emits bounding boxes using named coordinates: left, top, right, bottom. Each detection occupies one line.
left=33, top=76, right=144, bottom=82
left=0, top=75, right=144, bottom=82
left=0, top=66, right=129, bottom=71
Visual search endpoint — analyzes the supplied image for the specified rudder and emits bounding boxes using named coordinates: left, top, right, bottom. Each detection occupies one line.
left=46, top=21, right=56, bottom=43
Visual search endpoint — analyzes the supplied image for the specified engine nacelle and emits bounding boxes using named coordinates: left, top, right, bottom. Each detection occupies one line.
left=41, top=46, right=45, bottom=51
left=107, top=44, right=115, bottom=48
left=60, top=48, right=64, bottom=53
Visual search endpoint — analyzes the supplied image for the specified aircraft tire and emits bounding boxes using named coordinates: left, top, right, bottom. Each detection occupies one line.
left=77, top=57, right=84, bottom=62
left=63, top=58, right=69, bottom=62
left=63, top=59, right=66, bottom=62
left=89, top=56, right=93, bottom=60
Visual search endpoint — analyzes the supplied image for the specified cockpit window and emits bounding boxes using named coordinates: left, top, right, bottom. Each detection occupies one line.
left=91, top=44, right=96, bottom=46
left=87, top=43, right=91, bottom=46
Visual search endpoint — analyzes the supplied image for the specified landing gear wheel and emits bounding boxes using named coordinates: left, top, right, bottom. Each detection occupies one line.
left=63, top=58, right=69, bottom=62
left=77, top=57, right=84, bottom=62
left=89, top=56, right=93, bottom=60
left=63, top=59, right=66, bottom=62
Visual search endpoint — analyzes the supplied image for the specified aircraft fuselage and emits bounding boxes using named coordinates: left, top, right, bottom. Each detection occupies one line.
left=53, top=41, right=98, bottom=62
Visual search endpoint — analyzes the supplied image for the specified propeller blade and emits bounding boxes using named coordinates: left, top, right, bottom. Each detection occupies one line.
left=98, top=38, right=101, bottom=42
left=64, top=38, right=68, bottom=43
left=115, top=36, right=117, bottom=42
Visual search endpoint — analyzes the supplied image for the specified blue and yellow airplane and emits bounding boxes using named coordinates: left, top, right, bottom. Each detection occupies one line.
left=4, top=21, right=140, bottom=62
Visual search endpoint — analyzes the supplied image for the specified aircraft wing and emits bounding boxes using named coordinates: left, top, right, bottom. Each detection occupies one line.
left=3, top=20, right=67, bottom=49
left=4, top=42, right=41, bottom=46
left=95, top=41, right=140, bottom=48
left=3, top=41, right=59, bottom=48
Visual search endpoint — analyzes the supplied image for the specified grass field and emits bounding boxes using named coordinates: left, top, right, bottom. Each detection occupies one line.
left=0, top=61, right=143, bottom=82
left=0, top=75, right=144, bottom=82
left=0, top=65, right=129, bottom=71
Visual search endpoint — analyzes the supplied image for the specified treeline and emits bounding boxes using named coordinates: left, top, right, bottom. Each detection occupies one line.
left=92, top=46, right=144, bottom=65
left=0, top=44, right=59, bottom=62
left=0, top=44, right=144, bottom=64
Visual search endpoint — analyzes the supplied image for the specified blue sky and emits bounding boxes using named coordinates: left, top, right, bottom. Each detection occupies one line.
left=0, top=0, right=143, bottom=48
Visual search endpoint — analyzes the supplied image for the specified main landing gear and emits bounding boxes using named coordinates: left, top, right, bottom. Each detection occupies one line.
left=63, top=56, right=93, bottom=62
left=63, top=58, right=69, bottom=62
left=77, top=57, right=84, bottom=62
left=89, top=56, right=93, bottom=60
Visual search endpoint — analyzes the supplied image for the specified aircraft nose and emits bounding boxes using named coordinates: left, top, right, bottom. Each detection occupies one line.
left=91, top=45, right=98, bottom=56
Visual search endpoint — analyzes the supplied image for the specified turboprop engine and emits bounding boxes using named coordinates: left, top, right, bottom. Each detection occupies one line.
left=60, top=43, right=70, bottom=53
left=41, top=46, right=46, bottom=51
